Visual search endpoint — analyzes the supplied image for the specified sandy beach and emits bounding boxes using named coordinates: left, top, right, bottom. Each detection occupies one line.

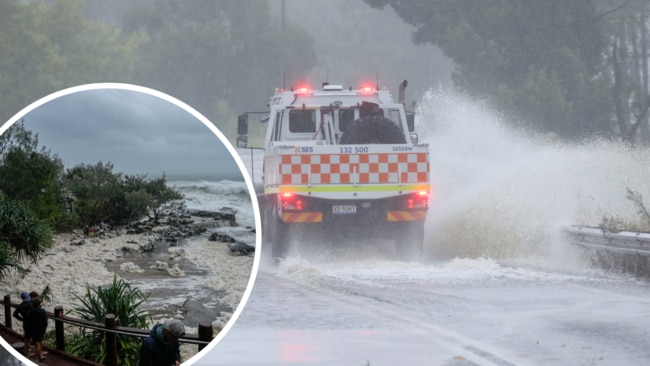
left=0, top=214, right=256, bottom=361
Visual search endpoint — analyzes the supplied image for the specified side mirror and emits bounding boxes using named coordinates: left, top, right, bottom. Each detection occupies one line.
left=406, top=112, right=415, bottom=132
left=237, top=114, right=249, bottom=135
left=236, top=135, right=248, bottom=148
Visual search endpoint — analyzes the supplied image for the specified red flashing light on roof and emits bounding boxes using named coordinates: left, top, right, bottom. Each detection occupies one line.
left=294, top=85, right=311, bottom=94
left=360, top=85, right=375, bottom=94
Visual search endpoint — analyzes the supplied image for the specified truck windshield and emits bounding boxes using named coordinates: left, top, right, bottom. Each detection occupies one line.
left=289, top=110, right=316, bottom=133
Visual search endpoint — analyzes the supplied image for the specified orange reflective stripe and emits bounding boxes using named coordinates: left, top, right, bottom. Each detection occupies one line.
left=283, top=212, right=323, bottom=223
left=387, top=211, right=427, bottom=221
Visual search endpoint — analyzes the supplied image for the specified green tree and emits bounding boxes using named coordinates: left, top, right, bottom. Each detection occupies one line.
left=0, top=122, right=70, bottom=229
left=135, top=174, right=184, bottom=220
left=0, top=0, right=143, bottom=124
left=0, top=193, right=51, bottom=280
left=122, top=173, right=184, bottom=221
left=0, top=148, right=64, bottom=221
left=64, top=162, right=184, bottom=226
left=69, top=276, right=150, bottom=366
left=64, top=161, right=123, bottom=226
left=0, top=120, right=39, bottom=157
left=123, top=0, right=316, bottom=135
left=365, top=0, right=613, bottom=139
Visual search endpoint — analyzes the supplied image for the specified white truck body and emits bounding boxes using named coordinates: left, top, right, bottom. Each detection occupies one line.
left=237, top=81, right=430, bottom=259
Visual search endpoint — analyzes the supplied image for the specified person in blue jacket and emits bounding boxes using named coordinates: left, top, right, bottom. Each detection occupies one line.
left=139, top=319, right=185, bottom=366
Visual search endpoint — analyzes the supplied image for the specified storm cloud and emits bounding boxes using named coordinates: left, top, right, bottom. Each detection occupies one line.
left=16, top=86, right=243, bottom=180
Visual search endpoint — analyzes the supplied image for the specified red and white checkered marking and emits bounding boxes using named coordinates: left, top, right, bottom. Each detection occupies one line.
left=279, top=153, right=429, bottom=185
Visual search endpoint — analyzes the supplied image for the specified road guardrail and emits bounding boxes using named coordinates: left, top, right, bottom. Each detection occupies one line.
left=564, top=225, right=650, bottom=256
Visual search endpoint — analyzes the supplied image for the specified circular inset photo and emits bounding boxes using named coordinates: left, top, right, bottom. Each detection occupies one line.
left=0, top=84, right=260, bottom=365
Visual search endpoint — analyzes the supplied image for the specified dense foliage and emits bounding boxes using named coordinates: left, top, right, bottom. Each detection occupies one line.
left=0, top=123, right=56, bottom=279
left=0, top=122, right=65, bottom=223
left=365, top=0, right=613, bottom=139
left=0, top=0, right=142, bottom=124
left=6, top=1, right=650, bottom=141
left=0, top=193, right=52, bottom=279
left=64, top=162, right=184, bottom=226
left=0, top=0, right=317, bottom=139
left=69, top=276, right=150, bottom=366
left=0, top=147, right=64, bottom=220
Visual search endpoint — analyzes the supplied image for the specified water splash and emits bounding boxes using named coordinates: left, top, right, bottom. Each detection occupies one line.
left=418, top=89, right=650, bottom=261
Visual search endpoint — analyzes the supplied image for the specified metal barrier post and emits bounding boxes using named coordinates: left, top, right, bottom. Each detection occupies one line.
left=105, top=314, right=117, bottom=366
left=54, top=306, right=65, bottom=351
left=198, top=322, right=213, bottom=351
left=3, top=295, right=11, bottom=330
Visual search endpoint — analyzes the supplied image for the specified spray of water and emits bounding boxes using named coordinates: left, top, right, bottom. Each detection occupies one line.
left=418, top=89, right=650, bottom=262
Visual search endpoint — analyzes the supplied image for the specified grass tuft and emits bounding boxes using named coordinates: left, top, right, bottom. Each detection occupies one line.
left=600, top=188, right=650, bottom=233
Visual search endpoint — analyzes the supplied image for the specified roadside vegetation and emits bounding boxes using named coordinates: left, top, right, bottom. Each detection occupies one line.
left=600, top=188, right=650, bottom=233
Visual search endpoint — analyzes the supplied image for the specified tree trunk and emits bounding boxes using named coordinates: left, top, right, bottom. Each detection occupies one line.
left=640, top=13, right=650, bottom=142
left=612, top=40, right=631, bottom=141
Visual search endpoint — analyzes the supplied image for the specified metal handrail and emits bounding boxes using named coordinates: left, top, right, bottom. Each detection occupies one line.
left=45, top=309, right=208, bottom=345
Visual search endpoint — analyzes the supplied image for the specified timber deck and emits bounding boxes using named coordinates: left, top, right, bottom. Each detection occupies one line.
left=1, top=326, right=101, bottom=366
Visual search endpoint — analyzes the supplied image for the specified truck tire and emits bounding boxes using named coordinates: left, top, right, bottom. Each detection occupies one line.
left=263, top=202, right=290, bottom=259
left=271, top=221, right=290, bottom=259
left=394, top=222, right=424, bottom=261
left=339, top=115, right=406, bottom=144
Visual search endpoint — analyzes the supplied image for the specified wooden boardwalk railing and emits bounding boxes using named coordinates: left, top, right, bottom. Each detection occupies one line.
left=2, top=295, right=213, bottom=366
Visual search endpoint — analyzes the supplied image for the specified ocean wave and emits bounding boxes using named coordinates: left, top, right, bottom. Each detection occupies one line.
left=168, top=179, right=254, bottom=227
left=169, top=179, right=250, bottom=196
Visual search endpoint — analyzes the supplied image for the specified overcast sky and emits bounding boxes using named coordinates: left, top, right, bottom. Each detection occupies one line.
left=11, top=87, right=243, bottom=180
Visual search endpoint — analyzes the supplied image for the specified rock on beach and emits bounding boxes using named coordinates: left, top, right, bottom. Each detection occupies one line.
left=0, top=210, right=256, bottom=362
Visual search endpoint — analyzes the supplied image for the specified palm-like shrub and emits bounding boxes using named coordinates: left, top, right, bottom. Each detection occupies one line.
left=69, top=276, right=150, bottom=366
left=0, top=192, right=51, bottom=279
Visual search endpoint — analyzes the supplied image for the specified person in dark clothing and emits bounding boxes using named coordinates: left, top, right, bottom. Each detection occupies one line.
left=27, top=297, right=48, bottom=361
left=139, top=319, right=185, bottom=366
left=12, top=292, right=32, bottom=356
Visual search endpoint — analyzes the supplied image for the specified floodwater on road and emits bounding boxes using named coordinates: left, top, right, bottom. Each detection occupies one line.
left=194, top=249, right=650, bottom=366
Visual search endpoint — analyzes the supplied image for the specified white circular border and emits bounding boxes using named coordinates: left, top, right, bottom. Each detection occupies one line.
left=0, top=83, right=262, bottom=366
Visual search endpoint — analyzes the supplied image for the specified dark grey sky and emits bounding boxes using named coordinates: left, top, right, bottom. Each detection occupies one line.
left=10, top=85, right=243, bottom=180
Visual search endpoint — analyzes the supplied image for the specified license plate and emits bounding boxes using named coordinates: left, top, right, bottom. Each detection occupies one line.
left=332, top=205, right=357, bottom=214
